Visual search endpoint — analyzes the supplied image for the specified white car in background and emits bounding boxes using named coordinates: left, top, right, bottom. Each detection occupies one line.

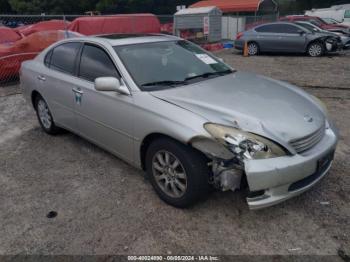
left=306, top=4, right=350, bottom=26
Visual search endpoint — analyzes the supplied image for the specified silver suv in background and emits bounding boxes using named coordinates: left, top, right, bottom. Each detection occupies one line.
left=235, top=22, right=342, bottom=56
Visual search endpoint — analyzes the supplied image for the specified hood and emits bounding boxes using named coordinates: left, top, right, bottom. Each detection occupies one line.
left=324, top=24, right=349, bottom=29
left=322, top=24, right=350, bottom=33
left=150, top=72, right=325, bottom=145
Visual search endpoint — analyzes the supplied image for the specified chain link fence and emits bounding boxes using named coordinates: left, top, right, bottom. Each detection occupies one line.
left=0, top=13, right=275, bottom=87
left=0, top=14, right=176, bottom=86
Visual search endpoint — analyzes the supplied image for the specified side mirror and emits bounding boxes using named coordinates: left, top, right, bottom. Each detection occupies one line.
left=94, top=77, right=130, bottom=95
left=297, top=30, right=305, bottom=35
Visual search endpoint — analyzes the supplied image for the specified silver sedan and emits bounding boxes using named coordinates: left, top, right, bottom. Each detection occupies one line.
left=20, top=34, right=338, bottom=209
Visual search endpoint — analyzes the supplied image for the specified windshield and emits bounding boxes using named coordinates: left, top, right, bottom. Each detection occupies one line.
left=324, top=18, right=340, bottom=24
left=308, top=18, right=323, bottom=26
left=114, top=40, right=233, bottom=91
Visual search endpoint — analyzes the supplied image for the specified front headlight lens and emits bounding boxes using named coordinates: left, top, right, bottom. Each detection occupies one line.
left=311, top=95, right=328, bottom=114
left=204, top=123, right=286, bottom=160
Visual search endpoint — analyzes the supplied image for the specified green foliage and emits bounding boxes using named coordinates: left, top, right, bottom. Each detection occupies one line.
left=0, top=0, right=12, bottom=12
left=7, top=0, right=99, bottom=14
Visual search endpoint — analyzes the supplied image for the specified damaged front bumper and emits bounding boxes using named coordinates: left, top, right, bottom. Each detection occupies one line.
left=244, top=127, right=337, bottom=210
left=191, top=124, right=338, bottom=210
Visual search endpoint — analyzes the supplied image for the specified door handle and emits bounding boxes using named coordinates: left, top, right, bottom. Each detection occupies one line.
left=72, top=88, right=84, bottom=94
left=37, top=75, right=46, bottom=81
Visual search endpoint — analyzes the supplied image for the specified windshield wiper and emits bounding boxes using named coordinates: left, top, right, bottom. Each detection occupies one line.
left=141, top=80, right=187, bottom=87
left=185, top=70, right=233, bottom=81
left=141, top=70, right=234, bottom=87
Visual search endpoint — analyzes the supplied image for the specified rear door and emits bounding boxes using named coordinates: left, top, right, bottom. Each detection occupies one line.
left=38, top=42, right=82, bottom=131
left=254, top=24, right=284, bottom=52
left=277, top=24, right=307, bottom=52
left=73, top=43, right=135, bottom=162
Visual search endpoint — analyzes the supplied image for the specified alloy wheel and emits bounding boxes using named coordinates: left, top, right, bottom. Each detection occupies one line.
left=37, top=99, right=52, bottom=129
left=309, top=44, right=322, bottom=57
left=152, top=150, right=187, bottom=198
left=248, top=43, right=258, bottom=55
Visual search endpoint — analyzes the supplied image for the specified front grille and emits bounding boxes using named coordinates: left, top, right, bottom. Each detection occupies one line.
left=288, top=150, right=334, bottom=192
left=290, top=123, right=325, bottom=153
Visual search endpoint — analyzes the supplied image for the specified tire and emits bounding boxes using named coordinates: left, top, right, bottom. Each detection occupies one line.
left=34, top=95, right=61, bottom=135
left=307, top=42, right=325, bottom=57
left=145, top=138, right=211, bottom=208
left=247, top=42, right=259, bottom=56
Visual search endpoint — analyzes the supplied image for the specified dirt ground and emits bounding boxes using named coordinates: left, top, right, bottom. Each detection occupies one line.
left=0, top=50, right=349, bottom=258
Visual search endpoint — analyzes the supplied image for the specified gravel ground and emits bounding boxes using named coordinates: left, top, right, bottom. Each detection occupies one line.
left=0, top=51, right=349, bottom=258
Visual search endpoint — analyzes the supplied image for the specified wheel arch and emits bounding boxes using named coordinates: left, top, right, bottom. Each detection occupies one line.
left=140, top=133, right=186, bottom=170
left=139, top=132, right=210, bottom=171
left=31, top=90, right=42, bottom=109
left=306, top=39, right=325, bottom=53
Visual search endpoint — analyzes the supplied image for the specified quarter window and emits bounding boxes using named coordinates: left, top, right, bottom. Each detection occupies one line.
left=50, top=42, right=81, bottom=74
left=44, top=49, right=53, bottom=67
left=345, top=10, right=350, bottom=18
left=79, top=44, right=120, bottom=82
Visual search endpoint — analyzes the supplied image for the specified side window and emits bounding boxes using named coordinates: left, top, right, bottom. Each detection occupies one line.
left=79, top=44, right=120, bottom=82
left=255, top=24, right=283, bottom=33
left=255, top=25, right=273, bottom=32
left=281, top=24, right=301, bottom=34
left=50, top=42, right=81, bottom=74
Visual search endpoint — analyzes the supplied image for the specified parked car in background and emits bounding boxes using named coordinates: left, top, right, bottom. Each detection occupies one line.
left=235, top=22, right=342, bottom=56
left=280, top=15, right=350, bottom=34
left=20, top=34, right=338, bottom=209
left=306, top=5, right=350, bottom=26
left=295, top=21, right=350, bottom=49
left=322, top=17, right=343, bottom=25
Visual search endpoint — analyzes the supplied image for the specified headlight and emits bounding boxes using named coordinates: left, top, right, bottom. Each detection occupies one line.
left=311, top=95, right=328, bottom=114
left=204, top=123, right=286, bottom=160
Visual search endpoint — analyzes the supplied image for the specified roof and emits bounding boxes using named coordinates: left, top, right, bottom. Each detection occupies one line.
left=331, top=4, right=350, bottom=10
left=94, top=34, right=179, bottom=46
left=190, top=0, right=263, bottom=12
left=175, top=6, right=219, bottom=15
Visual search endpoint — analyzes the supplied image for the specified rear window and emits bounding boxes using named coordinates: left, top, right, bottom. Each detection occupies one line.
left=49, top=42, right=81, bottom=75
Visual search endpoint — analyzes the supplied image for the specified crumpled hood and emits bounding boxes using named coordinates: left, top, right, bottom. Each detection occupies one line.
left=150, top=72, right=325, bottom=145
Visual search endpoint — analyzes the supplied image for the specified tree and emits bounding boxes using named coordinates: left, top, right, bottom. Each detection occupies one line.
left=8, top=0, right=98, bottom=14
left=0, top=0, right=13, bottom=13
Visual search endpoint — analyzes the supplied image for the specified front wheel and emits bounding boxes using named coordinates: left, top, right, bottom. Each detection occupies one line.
left=307, top=42, right=325, bottom=57
left=145, top=138, right=210, bottom=208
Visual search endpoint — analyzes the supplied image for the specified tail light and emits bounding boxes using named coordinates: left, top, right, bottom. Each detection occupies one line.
left=236, top=32, right=244, bottom=40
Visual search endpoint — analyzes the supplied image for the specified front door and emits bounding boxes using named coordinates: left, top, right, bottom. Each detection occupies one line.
left=277, top=24, right=307, bottom=52
left=73, top=43, right=134, bottom=162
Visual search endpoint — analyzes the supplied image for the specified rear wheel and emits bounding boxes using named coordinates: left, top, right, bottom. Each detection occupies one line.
left=34, top=95, right=61, bottom=135
left=247, top=42, right=259, bottom=56
left=145, top=138, right=210, bottom=208
left=307, top=42, right=325, bottom=57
